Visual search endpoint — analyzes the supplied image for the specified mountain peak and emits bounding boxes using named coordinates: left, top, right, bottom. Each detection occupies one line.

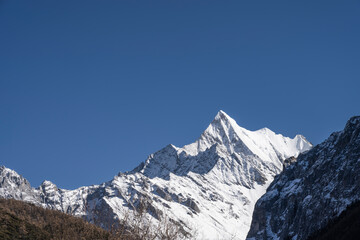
left=256, top=127, right=273, bottom=134
left=40, top=180, right=57, bottom=188
left=0, top=166, right=18, bottom=176
left=39, top=180, right=58, bottom=193
left=345, top=115, right=360, bottom=132
left=209, top=110, right=240, bottom=134
left=213, top=110, right=233, bottom=122
left=0, top=166, right=26, bottom=185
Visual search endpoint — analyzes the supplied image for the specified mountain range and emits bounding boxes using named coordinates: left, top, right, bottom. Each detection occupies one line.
left=0, top=111, right=311, bottom=239
left=3, top=111, right=358, bottom=240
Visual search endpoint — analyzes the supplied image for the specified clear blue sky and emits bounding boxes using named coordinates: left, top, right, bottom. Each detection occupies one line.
left=1, top=1, right=359, bottom=189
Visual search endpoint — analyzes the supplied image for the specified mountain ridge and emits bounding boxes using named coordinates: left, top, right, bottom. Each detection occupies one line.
left=247, top=116, right=360, bottom=240
left=0, top=111, right=312, bottom=240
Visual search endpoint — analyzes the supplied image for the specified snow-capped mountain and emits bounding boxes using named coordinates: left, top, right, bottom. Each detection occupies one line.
left=0, top=110, right=311, bottom=240
left=247, top=116, right=360, bottom=240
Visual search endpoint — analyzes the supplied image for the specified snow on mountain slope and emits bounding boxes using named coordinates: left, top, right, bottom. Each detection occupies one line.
left=0, top=166, right=38, bottom=203
left=0, top=111, right=311, bottom=239
left=247, top=116, right=360, bottom=240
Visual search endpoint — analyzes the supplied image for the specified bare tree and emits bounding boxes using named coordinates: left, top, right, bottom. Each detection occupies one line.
left=111, top=201, right=195, bottom=240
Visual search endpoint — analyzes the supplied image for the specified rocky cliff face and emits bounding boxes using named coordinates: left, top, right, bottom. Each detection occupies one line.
left=0, top=111, right=311, bottom=240
left=247, top=116, right=360, bottom=240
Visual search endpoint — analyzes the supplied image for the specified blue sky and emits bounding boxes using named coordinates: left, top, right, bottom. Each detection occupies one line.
left=1, top=1, right=359, bottom=189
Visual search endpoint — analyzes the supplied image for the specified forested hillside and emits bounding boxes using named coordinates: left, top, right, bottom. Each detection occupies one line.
left=0, top=198, right=112, bottom=240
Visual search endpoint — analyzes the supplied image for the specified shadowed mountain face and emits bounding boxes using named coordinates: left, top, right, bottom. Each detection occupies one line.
left=307, top=200, right=360, bottom=240
left=0, top=111, right=311, bottom=240
left=247, top=116, right=360, bottom=240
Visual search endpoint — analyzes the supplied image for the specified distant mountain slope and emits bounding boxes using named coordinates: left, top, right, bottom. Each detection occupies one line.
left=247, top=116, right=360, bottom=240
left=0, top=111, right=311, bottom=240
